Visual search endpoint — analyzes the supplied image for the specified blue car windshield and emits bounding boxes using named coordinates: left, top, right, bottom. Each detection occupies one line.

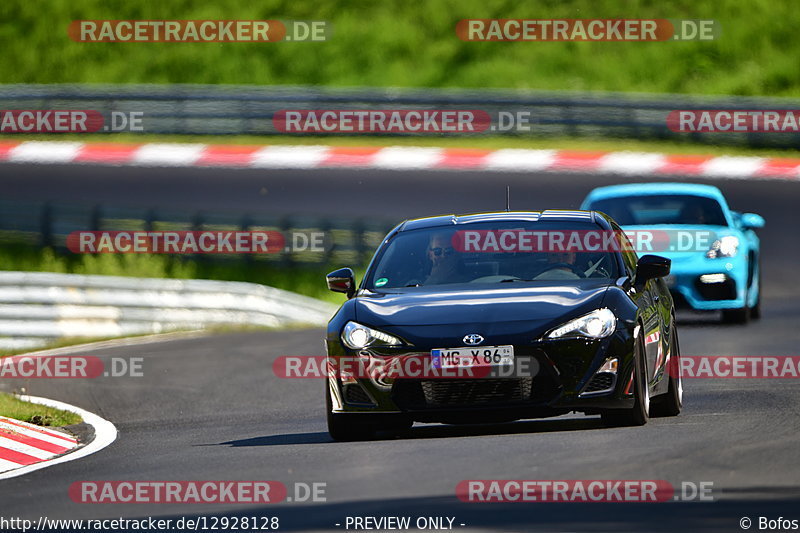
left=366, top=221, right=620, bottom=289
left=587, top=195, right=728, bottom=226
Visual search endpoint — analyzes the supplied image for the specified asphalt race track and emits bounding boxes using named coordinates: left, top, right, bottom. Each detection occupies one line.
left=1, top=163, right=800, bottom=531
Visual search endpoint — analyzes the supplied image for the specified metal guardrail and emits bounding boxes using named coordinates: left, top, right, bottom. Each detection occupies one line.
left=0, top=199, right=397, bottom=267
left=0, top=271, right=339, bottom=351
left=1, top=84, right=800, bottom=147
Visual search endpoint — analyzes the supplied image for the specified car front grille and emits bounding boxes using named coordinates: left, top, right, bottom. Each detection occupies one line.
left=695, top=276, right=737, bottom=300
left=393, top=378, right=533, bottom=409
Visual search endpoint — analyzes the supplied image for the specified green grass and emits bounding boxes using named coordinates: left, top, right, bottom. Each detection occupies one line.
left=0, top=392, right=82, bottom=426
left=1, top=0, right=799, bottom=96
left=2, top=133, right=800, bottom=158
left=0, top=243, right=360, bottom=304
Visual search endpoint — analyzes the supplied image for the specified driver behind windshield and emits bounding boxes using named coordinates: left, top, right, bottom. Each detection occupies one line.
left=534, top=249, right=581, bottom=280
left=424, top=231, right=466, bottom=285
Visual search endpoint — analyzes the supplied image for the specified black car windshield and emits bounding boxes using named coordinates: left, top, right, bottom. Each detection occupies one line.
left=588, top=194, right=728, bottom=226
left=366, top=220, right=621, bottom=289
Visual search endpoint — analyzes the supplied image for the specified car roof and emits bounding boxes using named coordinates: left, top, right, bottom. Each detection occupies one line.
left=582, top=182, right=725, bottom=206
left=397, top=210, right=602, bottom=232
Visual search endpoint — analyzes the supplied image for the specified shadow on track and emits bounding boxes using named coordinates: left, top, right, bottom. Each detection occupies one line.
left=211, top=416, right=606, bottom=448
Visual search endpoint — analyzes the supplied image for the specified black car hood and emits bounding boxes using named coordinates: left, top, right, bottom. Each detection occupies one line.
left=354, top=280, right=612, bottom=345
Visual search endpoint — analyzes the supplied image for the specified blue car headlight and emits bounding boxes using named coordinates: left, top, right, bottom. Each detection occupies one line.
left=341, top=321, right=402, bottom=349
left=546, top=308, right=617, bottom=340
left=706, top=236, right=739, bottom=258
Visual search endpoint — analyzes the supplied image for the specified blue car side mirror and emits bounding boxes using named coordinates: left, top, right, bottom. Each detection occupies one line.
left=740, top=213, right=765, bottom=229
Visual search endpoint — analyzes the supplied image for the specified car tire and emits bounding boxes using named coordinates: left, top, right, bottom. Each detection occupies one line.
left=326, top=380, right=376, bottom=441
left=722, top=275, right=752, bottom=324
left=721, top=306, right=749, bottom=324
left=390, top=418, right=414, bottom=434
left=602, top=333, right=649, bottom=427
left=650, top=327, right=683, bottom=418
left=750, top=266, right=762, bottom=320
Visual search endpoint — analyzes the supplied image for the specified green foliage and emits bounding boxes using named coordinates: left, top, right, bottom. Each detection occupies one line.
left=0, top=0, right=797, bottom=96
left=0, top=243, right=359, bottom=304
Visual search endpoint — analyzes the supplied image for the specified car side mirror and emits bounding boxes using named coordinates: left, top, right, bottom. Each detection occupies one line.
left=635, top=255, right=671, bottom=287
left=740, top=212, right=765, bottom=229
left=326, top=267, right=356, bottom=298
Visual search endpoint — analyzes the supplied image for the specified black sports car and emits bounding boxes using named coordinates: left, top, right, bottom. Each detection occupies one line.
left=324, top=210, right=682, bottom=441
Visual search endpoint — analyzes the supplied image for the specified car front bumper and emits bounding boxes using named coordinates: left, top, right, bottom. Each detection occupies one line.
left=326, top=330, right=638, bottom=422
left=665, top=252, right=749, bottom=311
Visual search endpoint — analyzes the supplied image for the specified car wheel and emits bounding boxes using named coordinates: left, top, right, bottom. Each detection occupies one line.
left=721, top=280, right=750, bottom=324
left=390, top=418, right=414, bottom=434
left=721, top=305, right=749, bottom=324
left=750, top=266, right=762, bottom=320
left=602, top=332, right=649, bottom=427
left=651, top=327, right=683, bottom=417
left=326, top=379, right=376, bottom=441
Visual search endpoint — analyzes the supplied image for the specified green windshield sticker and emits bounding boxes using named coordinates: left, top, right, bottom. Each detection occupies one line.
left=375, top=277, right=388, bottom=287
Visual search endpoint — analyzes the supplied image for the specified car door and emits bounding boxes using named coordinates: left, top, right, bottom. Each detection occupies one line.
left=652, top=276, right=674, bottom=394
left=615, top=223, right=659, bottom=387
left=639, top=278, right=662, bottom=384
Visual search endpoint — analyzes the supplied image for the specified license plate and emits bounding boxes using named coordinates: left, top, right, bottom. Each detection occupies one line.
left=432, top=345, right=514, bottom=369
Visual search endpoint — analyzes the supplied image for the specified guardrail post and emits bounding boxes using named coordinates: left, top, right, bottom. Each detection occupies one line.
left=240, top=214, right=252, bottom=265
left=90, top=204, right=102, bottom=231
left=144, top=209, right=155, bottom=232
left=316, top=218, right=331, bottom=265
left=280, top=215, right=293, bottom=268
left=40, top=202, right=53, bottom=248
left=191, top=211, right=204, bottom=232
left=354, top=218, right=366, bottom=267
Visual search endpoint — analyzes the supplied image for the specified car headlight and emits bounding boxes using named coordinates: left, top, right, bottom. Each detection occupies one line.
left=706, top=236, right=739, bottom=258
left=341, top=321, right=402, bottom=349
left=546, top=308, right=617, bottom=340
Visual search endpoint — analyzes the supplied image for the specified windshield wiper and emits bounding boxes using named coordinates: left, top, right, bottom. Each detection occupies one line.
left=499, top=278, right=534, bottom=283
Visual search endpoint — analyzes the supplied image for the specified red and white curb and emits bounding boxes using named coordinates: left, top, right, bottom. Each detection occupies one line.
left=0, top=415, right=78, bottom=472
left=0, top=395, right=116, bottom=480
left=1, top=141, right=799, bottom=180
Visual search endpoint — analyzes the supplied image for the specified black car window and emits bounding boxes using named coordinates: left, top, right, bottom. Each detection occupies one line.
left=609, top=219, right=637, bottom=278
left=589, top=194, right=728, bottom=226
left=366, top=220, right=621, bottom=289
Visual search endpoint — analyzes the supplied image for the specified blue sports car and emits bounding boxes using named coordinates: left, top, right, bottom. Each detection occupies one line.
left=581, top=183, right=764, bottom=323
